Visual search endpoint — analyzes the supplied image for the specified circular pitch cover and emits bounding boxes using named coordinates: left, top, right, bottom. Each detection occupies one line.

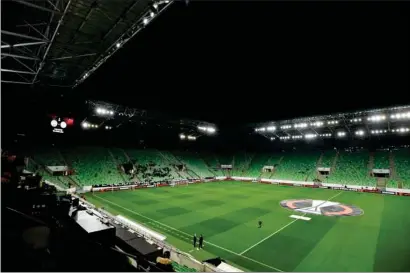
left=280, top=199, right=363, bottom=217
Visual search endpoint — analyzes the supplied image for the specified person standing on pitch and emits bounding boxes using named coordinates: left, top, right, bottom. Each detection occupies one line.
left=258, top=220, right=263, bottom=228
left=198, top=234, right=204, bottom=249
left=193, top=234, right=197, bottom=248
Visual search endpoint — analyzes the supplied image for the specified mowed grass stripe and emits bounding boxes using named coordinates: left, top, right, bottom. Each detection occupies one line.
left=91, top=193, right=284, bottom=272
left=240, top=191, right=344, bottom=255
left=87, top=182, right=410, bottom=272
left=373, top=195, right=410, bottom=271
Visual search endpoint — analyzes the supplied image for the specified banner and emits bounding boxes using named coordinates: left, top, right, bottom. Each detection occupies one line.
left=382, top=191, right=395, bottom=195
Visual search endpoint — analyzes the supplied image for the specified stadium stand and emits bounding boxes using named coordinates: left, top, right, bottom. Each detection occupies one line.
left=259, top=154, right=283, bottom=179
left=328, top=150, right=375, bottom=186
left=33, top=148, right=65, bottom=166
left=272, top=152, right=319, bottom=181
left=30, top=147, right=409, bottom=188
left=319, top=150, right=336, bottom=168
left=394, top=148, right=410, bottom=189
left=126, top=149, right=180, bottom=183
left=172, top=262, right=196, bottom=272
left=109, top=148, right=129, bottom=166
left=63, top=147, right=124, bottom=186
left=232, top=152, right=253, bottom=176
left=172, top=151, right=215, bottom=178
left=201, top=154, right=224, bottom=176
left=246, top=153, right=271, bottom=177
left=374, top=150, right=390, bottom=169
left=27, top=149, right=72, bottom=188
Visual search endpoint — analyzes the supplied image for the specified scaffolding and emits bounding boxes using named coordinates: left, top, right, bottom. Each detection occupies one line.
left=1, top=0, right=173, bottom=87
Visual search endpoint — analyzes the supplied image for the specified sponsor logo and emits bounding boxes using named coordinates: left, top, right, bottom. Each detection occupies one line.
left=382, top=191, right=396, bottom=195
left=280, top=199, right=363, bottom=217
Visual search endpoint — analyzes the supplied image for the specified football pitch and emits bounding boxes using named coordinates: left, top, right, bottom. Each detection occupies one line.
left=86, top=181, right=410, bottom=272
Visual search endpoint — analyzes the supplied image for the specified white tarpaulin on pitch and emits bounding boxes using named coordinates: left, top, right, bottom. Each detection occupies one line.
left=216, top=262, right=243, bottom=272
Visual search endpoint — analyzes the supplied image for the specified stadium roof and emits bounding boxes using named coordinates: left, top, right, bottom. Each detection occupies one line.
left=1, top=0, right=172, bottom=87
left=254, top=105, right=410, bottom=141
left=83, top=100, right=218, bottom=138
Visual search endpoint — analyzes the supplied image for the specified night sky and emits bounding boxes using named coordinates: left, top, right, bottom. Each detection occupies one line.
left=3, top=1, right=410, bottom=126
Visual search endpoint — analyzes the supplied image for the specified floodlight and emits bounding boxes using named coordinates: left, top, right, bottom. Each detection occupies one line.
left=82, top=122, right=89, bottom=128
left=305, top=134, right=317, bottom=139
left=355, top=130, right=365, bottom=136
left=267, top=126, right=276, bottom=131
left=51, top=120, right=58, bottom=127
left=153, top=3, right=158, bottom=9
left=116, top=43, right=121, bottom=48
left=60, top=121, right=67, bottom=129
left=180, top=134, right=186, bottom=139
left=207, top=127, right=216, bottom=133
left=150, top=11, right=155, bottom=18
left=143, top=18, right=149, bottom=25
left=110, top=111, right=114, bottom=115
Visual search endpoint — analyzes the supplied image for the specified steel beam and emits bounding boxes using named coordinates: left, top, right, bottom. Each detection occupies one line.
left=102, top=1, right=139, bottom=41
left=10, top=0, right=61, bottom=14
left=1, top=68, right=36, bottom=75
left=73, top=1, right=174, bottom=88
left=31, top=0, right=72, bottom=84
left=11, top=56, right=36, bottom=73
left=1, top=53, right=40, bottom=61
left=16, top=22, right=48, bottom=28
left=49, top=53, right=97, bottom=61
left=1, top=41, right=47, bottom=49
left=47, top=0, right=60, bottom=11
left=1, top=30, right=47, bottom=42
left=1, top=80, right=32, bottom=85
left=24, top=21, right=49, bottom=40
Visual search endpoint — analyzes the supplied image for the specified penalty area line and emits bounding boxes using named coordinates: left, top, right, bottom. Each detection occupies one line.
left=92, top=194, right=284, bottom=272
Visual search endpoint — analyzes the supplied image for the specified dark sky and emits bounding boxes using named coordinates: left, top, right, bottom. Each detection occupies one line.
left=4, top=1, right=410, bottom=126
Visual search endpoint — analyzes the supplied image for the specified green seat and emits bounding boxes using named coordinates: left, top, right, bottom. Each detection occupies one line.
left=328, top=151, right=375, bottom=186
left=394, top=149, right=410, bottom=189
left=273, top=152, right=319, bottom=181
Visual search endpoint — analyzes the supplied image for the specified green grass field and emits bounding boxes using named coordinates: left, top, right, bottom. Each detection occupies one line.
left=86, top=181, right=410, bottom=272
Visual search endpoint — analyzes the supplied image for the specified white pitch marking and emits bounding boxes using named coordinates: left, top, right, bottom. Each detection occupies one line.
left=239, top=191, right=344, bottom=255
left=92, top=194, right=284, bottom=272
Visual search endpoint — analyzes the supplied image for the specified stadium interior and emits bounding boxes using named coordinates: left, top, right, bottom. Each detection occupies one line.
left=2, top=1, right=410, bottom=272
